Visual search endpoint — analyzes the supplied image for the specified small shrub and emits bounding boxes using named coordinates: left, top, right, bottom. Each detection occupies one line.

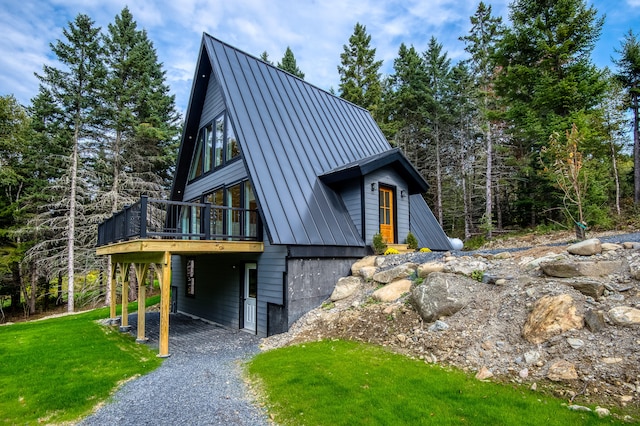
left=419, top=247, right=431, bottom=253
left=384, top=247, right=400, bottom=255
left=405, top=232, right=419, bottom=250
left=470, top=270, right=484, bottom=282
left=413, top=276, right=424, bottom=286
left=321, top=301, right=335, bottom=310
left=372, top=233, right=387, bottom=255
left=464, top=235, right=485, bottom=250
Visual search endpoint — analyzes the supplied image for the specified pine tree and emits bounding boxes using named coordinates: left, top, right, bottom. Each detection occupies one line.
left=383, top=43, right=429, bottom=163
left=260, top=51, right=272, bottom=64
left=613, top=30, right=640, bottom=204
left=99, top=6, right=180, bottom=215
left=495, top=0, right=607, bottom=227
left=32, top=14, right=104, bottom=312
left=337, top=23, right=383, bottom=118
left=277, top=46, right=305, bottom=79
left=461, top=2, right=503, bottom=237
left=423, top=37, right=453, bottom=226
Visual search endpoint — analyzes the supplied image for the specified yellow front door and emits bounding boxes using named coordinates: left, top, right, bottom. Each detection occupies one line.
left=379, top=187, right=395, bottom=243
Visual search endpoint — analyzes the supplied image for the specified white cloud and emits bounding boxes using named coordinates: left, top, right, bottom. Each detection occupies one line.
left=0, top=0, right=633, bottom=113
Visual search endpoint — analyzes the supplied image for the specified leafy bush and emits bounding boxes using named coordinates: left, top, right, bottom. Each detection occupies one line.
left=405, top=232, right=418, bottom=250
left=372, top=233, right=387, bottom=255
left=470, top=270, right=484, bottom=282
left=384, top=247, right=400, bottom=255
left=419, top=247, right=431, bottom=252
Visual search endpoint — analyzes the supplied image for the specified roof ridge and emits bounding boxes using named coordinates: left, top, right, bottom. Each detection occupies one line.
left=202, top=32, right=373, bottom=115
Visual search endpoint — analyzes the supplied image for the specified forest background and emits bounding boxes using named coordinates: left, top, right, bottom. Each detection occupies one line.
left=1, top=0, right=639, bottom=318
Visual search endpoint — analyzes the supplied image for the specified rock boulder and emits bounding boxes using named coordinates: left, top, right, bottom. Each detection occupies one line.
left=410, top=272, right=475, bottom=322
left=522, top=294, right=583, bottom=344
left=608, top=306, right=640, bottom=326
left=567, top=238, right=601, bottom=256
left=372, top=279, right=412, bottom=302
left=373, top=262, right=417, bottom=284
left=330, top=276, right=363, bottom=301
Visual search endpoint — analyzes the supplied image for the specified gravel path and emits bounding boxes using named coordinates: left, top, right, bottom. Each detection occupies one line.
left=79, top=313, right=270, bottom=426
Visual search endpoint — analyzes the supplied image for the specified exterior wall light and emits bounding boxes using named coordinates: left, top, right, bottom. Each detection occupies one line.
left=371, top=182, right=376, bottom=191
left=400, top=190, right=406, bottom=198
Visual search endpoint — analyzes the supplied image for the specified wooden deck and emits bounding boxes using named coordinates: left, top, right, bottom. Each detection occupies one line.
left=97, top=239, right=263, bottom=358
left=96, top=238, right=264, bottom=259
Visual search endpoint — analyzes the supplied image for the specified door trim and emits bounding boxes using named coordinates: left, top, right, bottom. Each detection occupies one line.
left=379, top=185, right=396, bottom=244
left=242, top=263, right=257, bottom=333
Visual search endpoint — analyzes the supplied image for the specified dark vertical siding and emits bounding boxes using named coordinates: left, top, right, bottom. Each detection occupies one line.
left=176, top=253, right=267, bottom=328
left=183, top=160, right=247, bottom=201
left=256, top=240, right=287, bottom=336
left=363, top=168, right=409, bottom=245
left=199, top=77, right=224, bottom=127
left=171, top=255, right=184, bottom=313
left=336, top=180, right=362, bottom=237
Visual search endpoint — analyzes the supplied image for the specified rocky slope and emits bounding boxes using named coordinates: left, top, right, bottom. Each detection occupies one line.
left=261, top=234, right=640, bottom=419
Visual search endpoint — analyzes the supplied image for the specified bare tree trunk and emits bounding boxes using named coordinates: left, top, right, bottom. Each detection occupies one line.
left=29, top=268, right=37, bottom=315
left=56, top=271, right=63, bottom=306
left=105, top=257, right=112, bottom=306
left=610, top=132, right=621, bottom=216
left=129, top=264, right=138, bottom=302
left=633, top=94, right=639, bottom=205
left=435, top=126, right=443, bottom=226
left=485, top=122, right=493, bottom=238
left=67, top=129, right=79, bottom=313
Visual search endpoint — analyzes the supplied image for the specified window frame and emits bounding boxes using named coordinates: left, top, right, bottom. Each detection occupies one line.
left=188, top=112, right=241, bottom=183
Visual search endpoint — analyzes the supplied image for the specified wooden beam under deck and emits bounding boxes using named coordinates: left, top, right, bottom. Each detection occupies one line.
left=97, top=239, right=264, bottom=258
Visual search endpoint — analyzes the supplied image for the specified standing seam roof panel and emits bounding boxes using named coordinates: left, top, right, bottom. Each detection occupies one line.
left=208, top=39, right=294, bottom=244
left=249, top=59, right=331, bottom=245
left=236, top=52, right=316, bottom=244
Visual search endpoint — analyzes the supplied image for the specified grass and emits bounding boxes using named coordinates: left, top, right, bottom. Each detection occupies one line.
left=247, top=340, right=626, bottom=426
left=0, top=296, right=163, bottom=424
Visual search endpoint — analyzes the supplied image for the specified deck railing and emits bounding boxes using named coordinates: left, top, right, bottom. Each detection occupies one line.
left=97, top=196, right=261, bottom=247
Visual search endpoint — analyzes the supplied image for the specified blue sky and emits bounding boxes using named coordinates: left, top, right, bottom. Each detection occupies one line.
left=1, top=0, right=639, bottom=116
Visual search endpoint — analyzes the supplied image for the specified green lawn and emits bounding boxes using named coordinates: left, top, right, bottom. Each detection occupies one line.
left=0, top=297, right=162, bottom=424
left=247, top=340, right=628, bottom=426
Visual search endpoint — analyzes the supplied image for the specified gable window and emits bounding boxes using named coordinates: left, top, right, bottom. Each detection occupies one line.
left=188, top=112, right=239, bottom=181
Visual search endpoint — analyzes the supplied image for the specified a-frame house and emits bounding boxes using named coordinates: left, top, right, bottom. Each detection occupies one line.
left=97, top=33, right=451, bottom=355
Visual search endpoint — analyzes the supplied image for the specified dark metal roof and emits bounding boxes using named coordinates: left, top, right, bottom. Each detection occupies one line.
left=410, top=195, right=453, bottom=251
left=173, top=33, right=448, bottom=248
left=319, top=148, right=429, bottom=194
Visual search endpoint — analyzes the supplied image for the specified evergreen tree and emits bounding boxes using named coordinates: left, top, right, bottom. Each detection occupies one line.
left=613, top=30, right=640, bottom=204
left=99, top=6, right=180, bottom=215
left=337, top=23, right=383, bottom=118
left=423, top=37, right=453, bottom=226
left=260, top=51, right=273, bottom=64
left=383, top=43, right=429, bottom=163
left=461, top=2, right=504, bottom=237
left=495, top=0, right=607, bottom=227
left=32, top=14, right=105, bottom=312
left=277, top=46, right=305, bottom=79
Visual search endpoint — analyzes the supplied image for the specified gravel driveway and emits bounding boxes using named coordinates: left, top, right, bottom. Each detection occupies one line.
left=79, top=313, right=270, bottom=425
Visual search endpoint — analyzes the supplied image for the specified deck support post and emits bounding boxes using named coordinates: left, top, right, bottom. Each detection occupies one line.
left=157, top=251, right=172, bottom=357
left=109, top=257, right=118, bottom=325
left=119, top=263, right=131, bottom=332
left=134, top=263, right=149, bottom=343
